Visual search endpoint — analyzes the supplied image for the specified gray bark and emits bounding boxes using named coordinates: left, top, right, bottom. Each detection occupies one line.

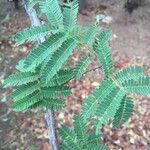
left=22, top=0, right=59, bottom=149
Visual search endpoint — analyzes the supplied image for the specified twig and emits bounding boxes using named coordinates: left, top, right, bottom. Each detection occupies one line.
left=45, top=110, right=59, bottom=150
left=22, top=0, right=59, bottom=149
left=84, top=65, right=102, bottom=74
left=84, top=61, right=120, bottom=75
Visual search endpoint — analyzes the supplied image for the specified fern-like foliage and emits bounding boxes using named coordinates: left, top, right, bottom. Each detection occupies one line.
left=40, top=0, right=63, bottom=28
left=123, top=76, right=150, bottom=95
left=40, top=86, right=71, bottom=99
left=23, top=32, right=66, bottom=72
left=82, top=30, right=150, bottom=134
left=11, top=81, right=68, bottom=111
left=63, top=0, right=79, bottom=31
left=42, top=69, right=75, bottom=87
left=115, top=66, right=145, bottom=84
left=93, top=30, right=114, bottom=77
left=86, top=145, right=110, bottom=150
left=3, top=72, right=39, bottom=87
left=15, top=24, right=59, bottom=45
left=4, top=0, right=150, bottom=149
left=82, top=78, right=116, bottom=121
left=74, top=54, right=91, bottom=79
left=41, top=38, right=77, bottom=83
left=13, top=95, right=64, bottom=111
left=60, top=114, right=110, bottom=150
left=35, top=98, right=65, bottom=110
left=12, top=82, right=40, bottom=101
left=81, top=25, right=101, bottom=45
left=113, top=96, right=134, bottom=128
left=95, top=88, right=125, bottom=134
left=13, top=92, right=40, bottom=111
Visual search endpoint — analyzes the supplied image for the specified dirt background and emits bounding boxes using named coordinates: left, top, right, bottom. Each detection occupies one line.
left=0, top=0, right=150, bottom=150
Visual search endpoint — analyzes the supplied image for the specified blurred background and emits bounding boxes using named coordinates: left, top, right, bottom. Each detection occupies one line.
left=0, top=0, right=150, bottom=149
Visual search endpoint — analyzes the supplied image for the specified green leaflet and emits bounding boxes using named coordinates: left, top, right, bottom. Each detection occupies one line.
left=40, top=86, right=72, bottom=99
left=113, top=96, right=134, bottom=128
left=13, top=92, right=40, bottom=112
left=15, top=24, right=59, bottom=44
left=41, top=38, right=76, bottom=84
left=13, top=96, right=64, bottom=111
left=86, top=131, right=101, bottom=145
left=42, top=69, right=75, bottom=87
left=40, top=98, right=65, bottom=110
left=95, top=88, right=125, bottom=134
left=115, top=66, right=145, bottom=84
left=81, top=25, right=101, bottom=45
left=3, top=72, right=39, bottom=88
left=63, top=0, right=79, bottom=31
left=16, top=59, right=34, bottom=73
left=60, top=114, right=103, bottom=150
left=74, top=54, right=91, bottom=79
left=93, top=30, right=114, bottom=77
left=12, top=82, right=40, bottom=101
left=40, top=0, right=63, bottom=28
left=73, top=114, right=87, bottom=141
left=60, top=125, right=76, bottom=140
left=71, top=25, right=82, bottom=42
left=123, top=76, right=150, bottom=95
left=82, top=78, right=116, bottom=121
left=27, top=98, right=65, bottom=110
left=23, top=32, right=66, bottom=72
left=86, top=144, right=110, bottom=150
left=60, top=125, right=80, bottom=150
left=96, top=30, right=112, bottom=43
left=61, top=143, right=80, bottom=150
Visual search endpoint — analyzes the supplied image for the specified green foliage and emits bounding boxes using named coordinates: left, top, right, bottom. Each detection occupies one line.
left=113, top=96, right=134, bottom=128
left=63, top=0, right=79, bottom=31
left=73, top=114, right=87, bottom=141
left=74, top=54, right=91, bottom=79
left=82, top=30, right=150, bottom=134
left=4, top=0, right=150, bottom=149
left=12, top=82, right=66, bottom=111
left=82, top=78, right=116, bottom=121
left=3, top=72, right=39, bottom=87
left=86, top=145, right=110, bottom=150
left=41, top=38, right=77, bottom=83
left=15, top=24, right=59, bottom=45
left=23, top=32, right=67, bottom=72
left=13, top=92, right=40, bottom=111
left=93, top=30, right=114, bottom=77
left=115, top=66, right=145, bottom=84
left=13, top=95, right=64, bottom=111
left=123, top=76, right=150, bottom=95
left=42, top=69, right=75, bottom=87
left=40, top=86, right=72, bottom=99
left=36, top=98, right=65, bottom=110
left=95, top=88, right=125, bottom=134
left=81, top=25, right=101, bottom=45
left=40, top=0, right=63, bottom=28
left=60, top=114, right=109, bottom=150
left=12, top=82, right=40, bottom=101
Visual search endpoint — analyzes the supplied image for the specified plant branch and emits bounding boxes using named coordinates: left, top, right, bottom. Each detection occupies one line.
left=22, top=0, right=59, bottom=149
left=84, top=61, right=119, bottom=75
left=84, top=65, right=102, bottom=74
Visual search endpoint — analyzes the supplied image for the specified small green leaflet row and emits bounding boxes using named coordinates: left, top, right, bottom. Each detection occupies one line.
left=60, top=114, right=110, bottom=150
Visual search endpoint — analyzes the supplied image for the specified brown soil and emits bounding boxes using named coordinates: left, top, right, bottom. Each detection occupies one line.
left=0, top=0, right=150, bottom=150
